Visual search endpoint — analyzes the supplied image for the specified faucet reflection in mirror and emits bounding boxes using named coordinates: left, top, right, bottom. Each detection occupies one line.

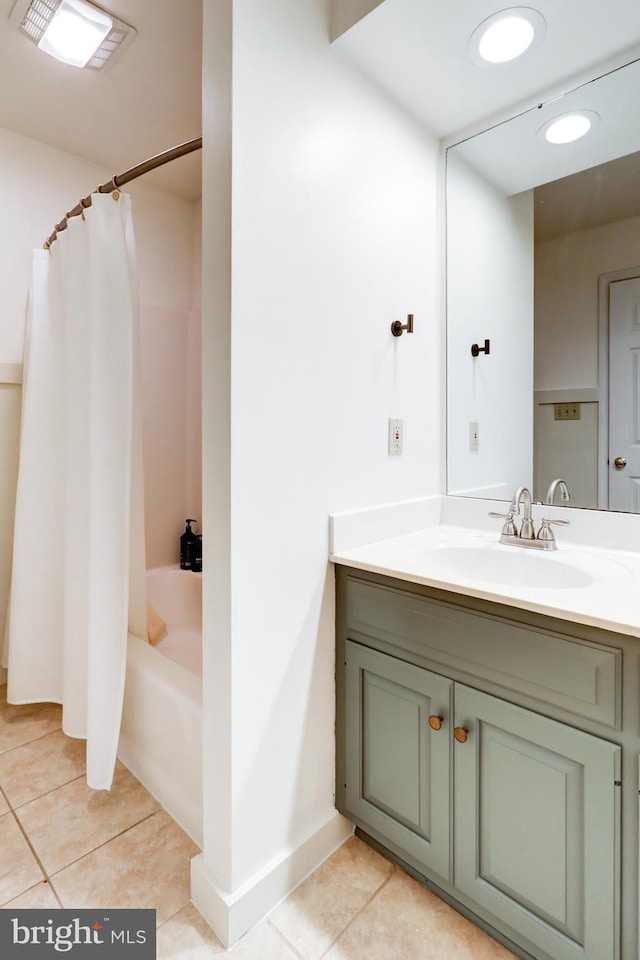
left=490, top=486, right=570, bottom=551
left=546, top=478, right=571, bottom=505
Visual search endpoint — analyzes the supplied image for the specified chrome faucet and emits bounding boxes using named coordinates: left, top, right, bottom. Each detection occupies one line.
left=546, top=478, right=571, bottom=505
left=510, top=485, right=535, bottom=540
left=489, top=485, right=570, bottom=551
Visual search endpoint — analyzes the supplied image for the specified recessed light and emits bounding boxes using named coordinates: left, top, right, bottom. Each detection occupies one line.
left=470, top=7, right=546, bottom=66
left=541, top=111, right=600, bottom=144
left=9, top=0, right=136, bottom=70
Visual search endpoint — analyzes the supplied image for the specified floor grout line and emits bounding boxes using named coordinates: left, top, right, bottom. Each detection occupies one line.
left=266, top=919, right=308, bottom=960
left=0, top=722, right=64, bottom=753
left=0, top=696, right=194, bottom=922
left=2, top=801, right=62, bottom=907
left=157, top=898, right=202, bottom=933
left=44, top=808, right=163, bottom=880
left=3, top=771, right=88, bottom=814
left=316, top=864, right=397, bottom=960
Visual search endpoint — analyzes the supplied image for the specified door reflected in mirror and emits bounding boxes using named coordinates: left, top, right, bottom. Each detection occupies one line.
left=447, top=57, right=640, bottom=513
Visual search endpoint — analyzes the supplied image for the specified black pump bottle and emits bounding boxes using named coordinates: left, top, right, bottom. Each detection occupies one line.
left=180, top=519, right=197, bottom=570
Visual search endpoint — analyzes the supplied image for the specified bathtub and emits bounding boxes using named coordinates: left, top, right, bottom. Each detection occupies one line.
left=118, top=566, right=202, bottom=846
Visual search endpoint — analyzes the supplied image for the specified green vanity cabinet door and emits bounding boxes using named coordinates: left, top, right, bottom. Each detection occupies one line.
left=454, top=684, right=620, bottom=960
left=344, top=641, right=453, bottom=881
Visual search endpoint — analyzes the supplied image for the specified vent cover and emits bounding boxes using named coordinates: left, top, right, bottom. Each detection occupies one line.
left=9, top=0, right=135, bottom=70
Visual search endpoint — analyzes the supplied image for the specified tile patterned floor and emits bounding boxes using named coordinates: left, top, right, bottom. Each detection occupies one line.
left=0, top=685, right=517, bottom=959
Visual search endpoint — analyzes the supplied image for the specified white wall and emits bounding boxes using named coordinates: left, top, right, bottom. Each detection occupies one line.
left=534, top=213, right=640, bottom=507
left=195, top=0, right=441, bottom=942
left=447, top=151, right=534, bottom=500
left=535, top=214, right=640, bottom=390
left=0, top=125, right=198, bottom=642
left=534, top=400, right=598, bottom=507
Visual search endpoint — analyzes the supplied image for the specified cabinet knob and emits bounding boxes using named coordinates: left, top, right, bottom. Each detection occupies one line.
left=428, top=714, right=444, bottom=731
left=454, top=726, right=469, bottom=744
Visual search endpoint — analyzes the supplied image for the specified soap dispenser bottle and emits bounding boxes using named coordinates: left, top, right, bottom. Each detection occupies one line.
left=180, top=519, right=197, bottom=570
left=193, top=534, right=203, bottom=573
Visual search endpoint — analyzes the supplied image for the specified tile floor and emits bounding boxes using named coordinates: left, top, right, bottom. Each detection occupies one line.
left=0, top=685, right=517, bottom=959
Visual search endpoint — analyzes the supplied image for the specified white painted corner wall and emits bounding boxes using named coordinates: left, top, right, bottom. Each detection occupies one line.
left=330, top=0, right=387, bottom=40
left=197, top=0, right=442, bottom=943
left=446, top=150, right=533, bottom=500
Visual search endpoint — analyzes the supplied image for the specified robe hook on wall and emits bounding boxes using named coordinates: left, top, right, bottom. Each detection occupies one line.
left=391, top=314, right=414, bottom=337
left=471, top=338, right=490, bottom=357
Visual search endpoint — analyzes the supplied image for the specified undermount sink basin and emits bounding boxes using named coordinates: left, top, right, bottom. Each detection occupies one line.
left=423, top=542, right=630, bottom=591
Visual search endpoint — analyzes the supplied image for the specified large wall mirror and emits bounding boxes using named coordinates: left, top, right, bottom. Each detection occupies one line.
left=447, top=56, right=640, bottom=513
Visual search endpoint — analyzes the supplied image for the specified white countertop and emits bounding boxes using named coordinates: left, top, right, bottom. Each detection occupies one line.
left=330, top=515, right=640, bottom=638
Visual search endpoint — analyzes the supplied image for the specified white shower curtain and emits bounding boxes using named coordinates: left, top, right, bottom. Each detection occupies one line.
left=3, top=192, right=146, bottom=790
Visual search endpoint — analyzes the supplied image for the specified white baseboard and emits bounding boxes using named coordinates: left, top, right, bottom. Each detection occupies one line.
left=190, top=811, right=353, bottom=947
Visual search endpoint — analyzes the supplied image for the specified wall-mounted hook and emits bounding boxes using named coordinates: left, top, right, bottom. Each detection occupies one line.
left=391, top=314, right=414, bottom=338
left=471, top=338, right=490, bottom=357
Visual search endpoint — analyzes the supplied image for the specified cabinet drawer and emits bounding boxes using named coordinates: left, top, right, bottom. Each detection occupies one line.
left=345, top=577, right=621, bottom=728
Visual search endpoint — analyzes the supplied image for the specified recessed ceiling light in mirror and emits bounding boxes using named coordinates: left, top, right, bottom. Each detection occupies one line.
left=470, top=7, right=546, bottom=66
left=541, top=111, right=600, bottom=144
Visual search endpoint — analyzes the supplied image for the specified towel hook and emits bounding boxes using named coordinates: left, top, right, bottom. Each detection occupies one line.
left=471, top=338, right=490, bottom=357
left=391, top=314, right=414, bottom=338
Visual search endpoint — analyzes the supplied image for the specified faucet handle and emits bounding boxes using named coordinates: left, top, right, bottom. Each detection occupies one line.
left=537, top=516, right=570, bottom=543
left=488, top=511, right=518, bottom=537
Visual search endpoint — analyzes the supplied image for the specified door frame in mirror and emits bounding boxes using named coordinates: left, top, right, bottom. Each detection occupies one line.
left=598, top=265, right=640, bottom=509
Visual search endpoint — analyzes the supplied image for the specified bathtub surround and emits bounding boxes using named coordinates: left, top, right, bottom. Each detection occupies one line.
left=119, top=565, right=203, bottom=846
left=119, top=635, right=202, bottom=846
left=145, top=567, right=203, bottom=675
left=140, top=305, right=202, bottom=569
left=3, top=193, right=146, bottom=791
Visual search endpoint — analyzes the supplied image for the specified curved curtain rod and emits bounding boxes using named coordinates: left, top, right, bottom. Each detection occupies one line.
left=43, top=136, right=203, bottom=250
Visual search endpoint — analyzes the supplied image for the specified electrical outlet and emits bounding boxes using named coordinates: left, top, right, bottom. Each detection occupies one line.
left=554, top=403, right=581, bottom=421
left=469, top=421, right=479, bottom=451
left=388, top=418, right=403, bottom=456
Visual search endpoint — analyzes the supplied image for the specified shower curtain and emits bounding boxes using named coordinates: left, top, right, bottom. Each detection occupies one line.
left=3, top=192, right=146, bottom=790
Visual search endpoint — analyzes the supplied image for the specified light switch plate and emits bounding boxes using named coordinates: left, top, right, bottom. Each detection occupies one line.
left=554, top=403, right=581, bottom=420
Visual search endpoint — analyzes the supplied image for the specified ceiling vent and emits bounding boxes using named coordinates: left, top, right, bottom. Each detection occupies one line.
left=9, top=0, right=136, bottom=70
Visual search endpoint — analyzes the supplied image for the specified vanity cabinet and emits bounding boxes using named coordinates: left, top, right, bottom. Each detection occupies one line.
left=344, top=643, right=453, bottom=880
left=336, top=567, right=628, bottom=960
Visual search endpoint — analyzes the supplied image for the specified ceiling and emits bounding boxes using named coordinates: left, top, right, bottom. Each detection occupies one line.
left=0, top=0, right=202, bottom=201
left=338, top=0, right=640, bottom=243
left=336, top=0, right=640, bottom=141
left=534, top=151, right=640, bottom=242
left=2, top=1, right=640, bottom=210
